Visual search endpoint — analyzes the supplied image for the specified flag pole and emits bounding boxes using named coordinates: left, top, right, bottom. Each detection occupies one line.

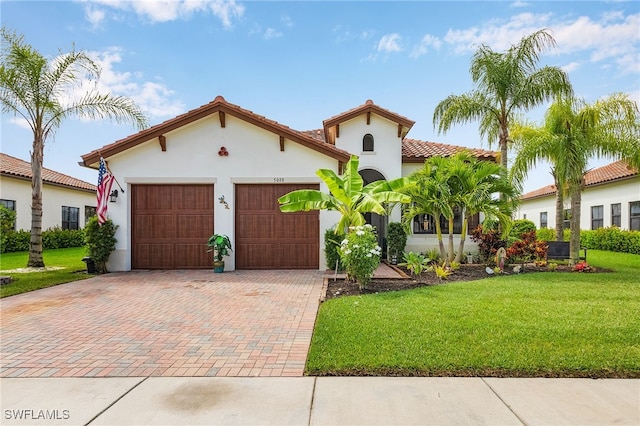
left=102, top=157, right=125, bottom=193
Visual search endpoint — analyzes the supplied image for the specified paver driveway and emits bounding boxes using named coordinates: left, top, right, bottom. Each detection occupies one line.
left=0, top=270, right=325, bottom=378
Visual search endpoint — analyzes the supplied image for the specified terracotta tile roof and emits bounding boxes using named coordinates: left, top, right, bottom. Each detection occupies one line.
left=1, top=152, right=96, bottom=192
left=521, top=160, right=638, bottom=200
left=402, top=138, right=498, bottom=162
left=81, top=96, right=351, bottom=168
left=323, top=99, right=416, bottom=130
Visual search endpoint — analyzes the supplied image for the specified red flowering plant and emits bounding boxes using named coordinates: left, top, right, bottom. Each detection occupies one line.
left=506, top=231, right=548, bottom=267
left=572, top=261, right=592, bottom=272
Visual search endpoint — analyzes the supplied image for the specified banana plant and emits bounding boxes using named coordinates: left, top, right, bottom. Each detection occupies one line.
left=278, top=155, right=411, bottom=234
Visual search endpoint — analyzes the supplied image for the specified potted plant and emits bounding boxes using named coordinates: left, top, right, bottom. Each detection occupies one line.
left=207, top=234, right=232, bottom=273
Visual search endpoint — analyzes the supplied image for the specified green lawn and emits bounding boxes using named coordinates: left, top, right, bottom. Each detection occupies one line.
left=0, top=247, right=91, bottom=298
left=306, top=250, right=640, bottom=378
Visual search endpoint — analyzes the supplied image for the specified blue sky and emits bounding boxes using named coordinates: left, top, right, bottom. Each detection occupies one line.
left=2, top=0, right=639, bottom=193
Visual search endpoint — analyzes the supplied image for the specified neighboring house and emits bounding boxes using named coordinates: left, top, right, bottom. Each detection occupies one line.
left=80, top=96, right=497, bottom=271
left=516, top=160, right=640, bottom=231
left=0, top=153, right=97, bottom=231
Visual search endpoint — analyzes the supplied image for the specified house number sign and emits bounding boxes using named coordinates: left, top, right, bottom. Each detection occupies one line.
left=273, top=177, right=285, bottom=182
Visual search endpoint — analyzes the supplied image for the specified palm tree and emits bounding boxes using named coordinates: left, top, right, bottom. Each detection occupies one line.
left=511, top=93, right=640, bottom=263
left=449, top=152, right=519, bottom=263
left=278, top=155, right=411, bottom=234
left=403, top=152, right=519, bottom=264
left=0, top=27, right=148, bottom=267
left=401, top=155, right=453, bottom=262
left=433, top=29, right=573, bottom=171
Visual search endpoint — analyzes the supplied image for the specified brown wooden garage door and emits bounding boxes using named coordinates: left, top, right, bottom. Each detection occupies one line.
left=235, top=184, right=319, bottom=269
left=132, top=184, right=214, bottom=269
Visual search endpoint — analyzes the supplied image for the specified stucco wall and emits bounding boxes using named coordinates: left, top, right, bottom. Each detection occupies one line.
left=516, top=177, right=640, bottom=230
left=0, top=176, right=96, bottom=231
left=103, top=113, right=341, bottom=272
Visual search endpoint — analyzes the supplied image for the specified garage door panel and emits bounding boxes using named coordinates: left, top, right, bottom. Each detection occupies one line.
left=134, top=243, right=173, bottom=269
left=236, top=184, right=318, bottom=269
left=175, top=244, right=210, bottom=268
left=279, top=244, right=317, bottom=269
left=177, top=214, right=213, bottom=239
left=236, top=244, right=275, bottom=269
left=132, top=184, right=213, bottom=269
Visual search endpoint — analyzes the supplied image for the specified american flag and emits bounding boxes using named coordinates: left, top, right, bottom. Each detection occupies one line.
left=96, top=157, right=114, bottom=225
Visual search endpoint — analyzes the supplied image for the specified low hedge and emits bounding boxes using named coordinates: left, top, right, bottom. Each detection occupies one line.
left=536, top=227, right=639, bottom=255
left=1, top=227, right=85, bottom=253
left=581, top=227, right=640, bottom=255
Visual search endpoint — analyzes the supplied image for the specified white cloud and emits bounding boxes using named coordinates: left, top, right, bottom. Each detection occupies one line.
left=441, top=11, right=639, bottom=76
left=510, top=1, right=530, bottom=8
left=8, top=116, right=32, bottom=131
left=281, top=14, right=293, bottom=28
left=444, top=12, right=550, bottom=54
left=263, top=27, right=282, bottom=40
left=80, top=0, right=244, bottom=28
left=410, top=34, right=441, bottom=59
left=377, top=33, right=402, bottom=53
left=561, top=61, right=581, bottom=73
left=57, top=47, right=185, bottom=120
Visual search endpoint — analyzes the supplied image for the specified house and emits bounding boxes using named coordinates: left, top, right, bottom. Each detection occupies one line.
left=80, top=96, right=497, bottom=271
left=0, top=153, right=97, bottom=231
left=515, top=160, right=639, bottom=231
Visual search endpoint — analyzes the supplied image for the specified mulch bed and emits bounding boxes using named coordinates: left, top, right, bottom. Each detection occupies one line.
left=324, top=262, right=590, bottom=300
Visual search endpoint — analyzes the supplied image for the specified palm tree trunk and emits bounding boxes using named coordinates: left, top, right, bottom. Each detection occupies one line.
left=455, top=217, right=468, bottom=263
left=28, top=133, right=45, bottom=267
left=569, top=181, right=582, bottom=265
left=554, top=174, right=564, bottom=241
left=435, top=218, right=446, bottom=262
left=447, top=216, right=454, bottom=264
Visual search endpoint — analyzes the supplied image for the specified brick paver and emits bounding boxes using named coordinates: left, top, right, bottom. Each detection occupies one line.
left=0, top=270, right=324, bottom=378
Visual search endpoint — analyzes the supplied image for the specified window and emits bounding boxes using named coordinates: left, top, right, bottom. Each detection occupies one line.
left=62, top=206, right=79, bottom=230
left=563, top=209, right=571, bottom=229
left=1, top=199, right=16, bottom=230
left=413, top=209, right=463, bottom=235
left=591, top=205, right=603, bottom=230
left=0, top=199, right=16, bottom=211
left=630, top=201, right=640, bottom=231
left=362, top=134, right=374, bottom=152
left=611, top=203, right=621, bottom=227
left=540, top=212, right=548, bottom=229
left=85, top=206, right=97, bottom=224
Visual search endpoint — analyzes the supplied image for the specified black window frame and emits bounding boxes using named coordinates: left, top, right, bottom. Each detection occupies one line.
left=611, top=203, right=621, bottom=227
left=563, top=208, right=571, bottom=229
left=85, top=205, right=97, bottom=224
left=362, top=133, right=374, bottom=152
left=630, top=201, right=640, bottom=231
left=591, top=205, right=603, bottom=230
left=540, top=211, right=548, bottom=229
left=413, top=209, right=463, bottom=235
left=1, top=199, right=17, bottom=230
left=62, top=206, right=80, bottom=230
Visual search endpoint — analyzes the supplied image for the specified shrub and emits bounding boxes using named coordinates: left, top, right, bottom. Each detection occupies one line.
left=399, top=252, right=431, bottom=278
left=84, top=217, right=118, bottom=274
left=425, top=248, right=441, bottom=263
left=0, top=229, right=30, bottom=253
left=536, top=228, right=555, bottom=242
left=324, top=228, right=344, bottom=270
left=386, top=222, right=407, bottom=262
left=580, top=227, right=640, bottom=255
left=339, top=224, right=381, bottom=290
left=506, top=230, right=548, bottom=264
left=42, top=227, right=85, bottom=249
left=509, top=219, right=536, bottom=240
left=470, top=225, right=507, bottom=265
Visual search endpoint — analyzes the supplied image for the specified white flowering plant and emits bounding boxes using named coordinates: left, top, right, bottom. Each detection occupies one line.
left=339, top=224, right=382, bottom=289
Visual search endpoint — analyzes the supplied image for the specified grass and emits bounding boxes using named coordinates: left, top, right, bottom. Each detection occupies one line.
left=306, top=250, right=640, bottom=378
left=0, top=247, right=91, bottom=298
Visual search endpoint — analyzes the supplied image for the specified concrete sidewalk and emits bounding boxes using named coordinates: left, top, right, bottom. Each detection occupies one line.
left=1, top=377, right=638, bottom=425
